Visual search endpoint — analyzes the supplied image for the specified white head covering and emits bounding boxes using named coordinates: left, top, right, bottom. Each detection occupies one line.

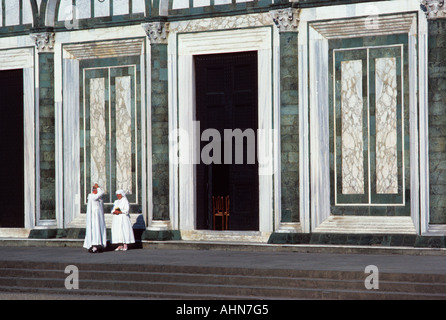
left=116, top=189, right=126, bottom=197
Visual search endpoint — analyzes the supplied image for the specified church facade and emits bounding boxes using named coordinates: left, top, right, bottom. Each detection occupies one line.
left=0, top=0, right=445, bottom=246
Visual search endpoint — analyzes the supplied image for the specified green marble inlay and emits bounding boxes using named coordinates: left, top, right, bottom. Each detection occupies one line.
left=328, top=34, right=410, bottom=216
left=80, top=56, right=142, bottom=215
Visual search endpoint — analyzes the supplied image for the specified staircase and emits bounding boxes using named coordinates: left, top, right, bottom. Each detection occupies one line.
left=1, top=260, right=446, bottom=299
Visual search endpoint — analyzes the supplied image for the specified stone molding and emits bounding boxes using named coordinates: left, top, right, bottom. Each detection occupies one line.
left=30, top=32, right=55, bottom=53
left=421, top=0, right=446, bottom=19
left=270, top=8, right=300, bottom=32
left=142, top=21, right=170, bottom=44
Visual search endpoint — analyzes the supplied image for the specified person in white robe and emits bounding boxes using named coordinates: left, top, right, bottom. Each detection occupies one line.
left=111, top=190, right=135, bottom=251
left=83, top=184, right=107, bottom=253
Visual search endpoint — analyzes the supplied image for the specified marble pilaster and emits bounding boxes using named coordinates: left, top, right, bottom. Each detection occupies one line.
left=31, top=31, right=56, bottom=221
left=271, top=8, right=300, bottom=226
left=427, top=6, right=446, bottom=224
left=144, top=21, right=170, bottom=221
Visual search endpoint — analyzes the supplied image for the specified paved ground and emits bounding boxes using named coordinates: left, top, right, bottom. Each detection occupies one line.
left=1, top=245, right=446, bottom=275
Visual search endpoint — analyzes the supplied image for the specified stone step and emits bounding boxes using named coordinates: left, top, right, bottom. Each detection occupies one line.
left=0, top=276, right=445, bottom=300
left=1, top=261, right=446, bottom=300
left=1, top=268, right=446, bottom=295
left=3, top=260, right=446, bottom=284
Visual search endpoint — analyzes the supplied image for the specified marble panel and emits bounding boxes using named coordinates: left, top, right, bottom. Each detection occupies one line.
left=58, top=0, right=72, bottom=21
left=95, top=0, right=110, bottom=17
left=115, top=76, right=133, bottom=194
left=341, top=60, right=364, bottom=195
left=375, top=57, right=398, bottom=194
left=5, top=0, right=20, bottom=26
left=194, top=0, right=210, bottom=7
left=22, top=0, right=33, bottom=24
left=172, top=0, right=189, bottom=9
left=132, top=0, right=145, bottom=13
left=89, top=78, right=108, bottom=192
left=113, top=0, right=129, bottom=16
left=214, top=0, right=232, bottom=4
left=76, top=0, right=92, bottom=19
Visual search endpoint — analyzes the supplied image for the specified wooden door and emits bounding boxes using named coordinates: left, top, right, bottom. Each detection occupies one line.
left=0, top=69, right=24, bottom=228
left=195, top=51, right=259, bottom=231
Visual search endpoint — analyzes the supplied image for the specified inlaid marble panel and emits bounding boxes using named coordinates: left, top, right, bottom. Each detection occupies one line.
left=115, top=76, right=133, bottom=194
left=89, top=78, right=107, bottom=192
left=375, top=57, right=398, bottom=194
left=341, top=60, right=364, bottom=195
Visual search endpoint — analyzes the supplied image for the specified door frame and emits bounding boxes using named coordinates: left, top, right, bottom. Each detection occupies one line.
left=0, top=46, right=35, bottom=230
left=0, top=69, right=25, bottom=227
left=171, top=27, right=276, bottom=235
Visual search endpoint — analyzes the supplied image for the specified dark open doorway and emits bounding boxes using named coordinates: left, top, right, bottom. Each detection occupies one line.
left=195, top=51, right=259, bottom=231
left=0, top=69, right=24, bottom=228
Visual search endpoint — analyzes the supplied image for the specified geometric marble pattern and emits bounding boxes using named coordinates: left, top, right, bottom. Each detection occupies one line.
left=83, top=64, right=138, bottom=208
left=375, top=57, right=398, bottom=194
left=115, top=76, right=133, bottom=194
left=89, top=77, right=107, bottom=193
left=332, top=42, right=407, bottom=210
left=341, top=60, right=364, bottom=195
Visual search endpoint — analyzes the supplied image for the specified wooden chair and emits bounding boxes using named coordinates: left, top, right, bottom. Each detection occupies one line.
left=212, top=196, right=224, bottom=230
left=213, top=195, right=230, bottom=230
left=223, top=195, right=230, bottom=231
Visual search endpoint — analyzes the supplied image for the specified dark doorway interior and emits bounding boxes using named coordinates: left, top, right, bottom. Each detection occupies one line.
left=0, top=69, right=24, bottom=228
left=195, top=51, right=259, bottom=231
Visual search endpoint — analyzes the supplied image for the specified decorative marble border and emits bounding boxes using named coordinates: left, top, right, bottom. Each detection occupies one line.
left=169, top=12, right=273, bottom=33
left=299, top=0, right=427, bottom=234
left=56, top=30, right=148, bottom=228
left=81, top=64, right=139, bottom=206
left=332, top=44, right=407, bottom=207
left=169, top=25, right=279, bottom=236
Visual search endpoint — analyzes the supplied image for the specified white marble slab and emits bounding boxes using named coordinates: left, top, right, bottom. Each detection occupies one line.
left=375, top=57, right=398, bottom=194
left=77, top=0, right=92, bottom=19
left=115, top=76, right=133, bottom=194
left=63, top=59, right=81, bottom=228
left=58, top=0, right=73, bottom=21
left=95, top=0, right=110, bottom=17
left=132, top=0, right=145, bottom=13
left=340, top=60, right=364, bottom=195
left=89, top=78, right=108, bottom=192
left=5, top=0, right=20, bottom=26
left=113, top=0, right=129, bottom=15
left=22, top=0, right=33, bottom=24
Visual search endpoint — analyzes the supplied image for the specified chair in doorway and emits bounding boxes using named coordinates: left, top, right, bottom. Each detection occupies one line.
left=212, top=195, right=230, bottom=230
